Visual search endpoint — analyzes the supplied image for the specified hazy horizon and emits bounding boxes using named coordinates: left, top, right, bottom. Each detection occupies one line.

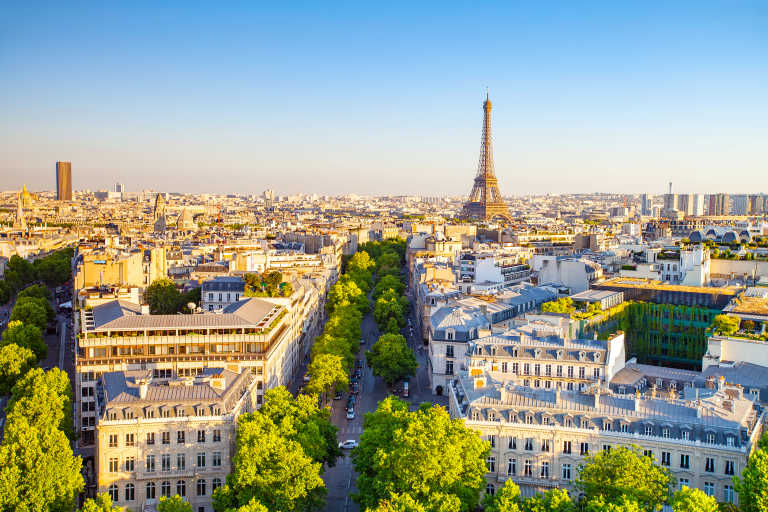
left=1, top=2, right=766, bottom=196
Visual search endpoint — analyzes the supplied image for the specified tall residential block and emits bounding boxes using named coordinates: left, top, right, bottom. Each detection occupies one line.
left=56, top=161, right=73, bottom=200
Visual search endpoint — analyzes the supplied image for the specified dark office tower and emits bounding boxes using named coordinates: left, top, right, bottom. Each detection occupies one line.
left=56, top=161, right=72, bottom=201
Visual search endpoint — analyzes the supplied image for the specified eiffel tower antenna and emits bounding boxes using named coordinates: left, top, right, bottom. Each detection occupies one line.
left=462, top=92, right=512, bottom=222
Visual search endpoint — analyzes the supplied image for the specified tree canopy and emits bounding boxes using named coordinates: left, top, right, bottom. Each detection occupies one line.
left=306, top=352, right=348, bottom=398
left=0, top=343, right=36, bottom=395
left=712, top=314, right=740, bottom=336
left=352, top=397, right=489, bottom=512
left=1, top=320, right=47, bottom=361
left=669, top=487, right=718, bottom=512
left=735, top=445, right=768, bottom=512
left=157, top=495, right=193, bottom=512
left=576, top=446, right=673, bottom=511
left=541, top=298, right=575, bottom=314
left=9, top=298, right=49, bottom=330
left=366, top=333, right=417, bottom=387
left=80, top=493, right=124, bottom=512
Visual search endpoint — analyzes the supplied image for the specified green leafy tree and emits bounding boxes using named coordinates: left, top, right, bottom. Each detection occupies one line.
left=80, top=493, right=124, bottom=512
left=6, top=255, right=36, bottom=286
left=375, top=274, right=406, bottom=300
left=14, top=295, right=55, bottom=323
left=214, top=412, right=326, bottom=512
left=33, top=248, right=73, bottom=287
left=0, top=281, right=13, bottom=305
left=369, top=492, right=462, bottom=512
left=307, top=353, right=349, bottom=399
left=482, top=479, right=521, bottom=512
left=9, top=299, right=48, bottom=330
left=366, top=333, right=417, bottom=387
left=8, top=367, right=75, bottom=440
left=180, top=287, right=201, bottom=313
left=157, top=495, right=193, bottom=512
left=257, top=387, right=341, bottom=468
left=224, top=498, right=269, bottom=512
left=0, top=343, right=36, bottom=395
left=576, top=446, right=673, bottom=511
left=352, top=397, right=489, bottom=512
left=0, top=414, right=84, bottom=512
left=712, top=314, right=740, bottom=336
left=541, top=298, right=575, bottom=314
left=1, top=320, right=47, bottom=361
left=520, top=489, right=575, bottom=512
left=373, top=289, right=408, bottom=330
left=584, top=496, right=644, bottom=512
left=144, top=278, right=183, bottom=314
left=735, top=447, right=768, bottom=512
left=17, top=284, right=52, bottom=301
left=670, top=486, right=718, bottom=512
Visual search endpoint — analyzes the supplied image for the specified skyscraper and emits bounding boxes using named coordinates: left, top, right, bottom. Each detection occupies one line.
left=56, top=161, right=72, bottom=201
left=462, top=92, right=511, bottom=221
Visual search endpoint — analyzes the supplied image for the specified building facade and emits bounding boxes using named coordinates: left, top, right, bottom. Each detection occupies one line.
left=57, top=161, right=73, bottom=201
left=201, top=276, right=245, bottom=311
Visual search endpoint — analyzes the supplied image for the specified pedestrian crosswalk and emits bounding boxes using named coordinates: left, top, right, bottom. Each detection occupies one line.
left=339, top=425, right=363, bottom=435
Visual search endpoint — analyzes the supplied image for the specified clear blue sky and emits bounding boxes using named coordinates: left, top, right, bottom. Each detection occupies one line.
left=1, top=1, right=766, bottom=196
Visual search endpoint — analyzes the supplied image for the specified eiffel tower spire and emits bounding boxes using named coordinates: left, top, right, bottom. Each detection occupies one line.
left=462, top=92, right=512, bottom=221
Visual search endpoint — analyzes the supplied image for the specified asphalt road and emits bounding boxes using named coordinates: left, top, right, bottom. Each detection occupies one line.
left=315, top=293, right=447, bottom=512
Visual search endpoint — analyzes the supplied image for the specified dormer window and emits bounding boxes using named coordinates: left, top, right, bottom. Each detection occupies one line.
left=512, top=347, right=519, bottom=357
left=706, top=433, right=716, bottom=444
left=579, top=351, right=586, bottom=361
left=124, top=409, right=134, bottom=420
left=472, top=410, right=480, bottom=421
left=593, top=352, right=601, bottom=362
left=446, top=329, right=455, bottom=341
left=534, top=349, right=542, bottom=358
left=146, top=408, right=154, bottom=419
left=726, top=436, right=735, bottom=447
left=526, top=414, right=534, bottom=424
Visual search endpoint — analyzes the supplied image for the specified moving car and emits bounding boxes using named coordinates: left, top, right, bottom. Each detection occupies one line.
left=338, top=439, right=359, bottom=449
left=333, top=391, right=343, bottom=400
left=346, top=408, right=355, bottom=420
left=402, top=381, right=409, bottom=398
left=303, top=372, right=311, bottom=382
left=360, top=338, right=365, bottom=345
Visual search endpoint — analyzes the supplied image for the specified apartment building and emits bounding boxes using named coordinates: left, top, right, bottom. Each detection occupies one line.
left=96, top=367, right=257, bottom=512
left=201, top=276, right=245, bottom=311
left=458, top=252, right=532, bottom=293
left=77, top=283, right=322, bottom=450
left=449, top=370, right=765, bottom=505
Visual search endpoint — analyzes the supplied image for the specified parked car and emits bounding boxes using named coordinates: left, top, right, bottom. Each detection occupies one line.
left=334, top=391, right=343, bottom=400
left=346, top=408, right=355, bottom=420
left=350, top=375, right=359, bottom=384
left=354, top=368, right=362, bottom=378
left=303, top=372, right=311, bottom=382
left=402, top=381, right=409, bottom=398
left=338, top=439, right=359, bottom=449
left=360, top=338, right=365, bottom=345
left=351, top=383, right=359, bottom=394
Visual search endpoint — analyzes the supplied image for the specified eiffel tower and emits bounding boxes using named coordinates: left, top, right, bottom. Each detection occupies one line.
left=461, top=92, right=512, bottom=222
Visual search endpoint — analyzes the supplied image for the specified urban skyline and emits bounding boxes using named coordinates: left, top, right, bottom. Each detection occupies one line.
left=2, top=2, right=767, bottom=194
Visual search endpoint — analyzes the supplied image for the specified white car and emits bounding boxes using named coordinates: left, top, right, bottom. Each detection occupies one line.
left=346, top=409, right=355, bottom=420
left=303, top=373, right=311, bottom=382
left=338, top=439, right=359, bottom=449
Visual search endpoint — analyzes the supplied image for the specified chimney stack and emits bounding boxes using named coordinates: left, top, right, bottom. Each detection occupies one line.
left=138, top=378, right=149, bottom=399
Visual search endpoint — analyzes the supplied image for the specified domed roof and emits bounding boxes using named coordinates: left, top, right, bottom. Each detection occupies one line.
left=739, top=230, right=751, bottom=241
left=721, top=231, right=738, bottom=244
left=705, top=228, right=718, bottom=238
left=689, top=230, right=704, bottom=243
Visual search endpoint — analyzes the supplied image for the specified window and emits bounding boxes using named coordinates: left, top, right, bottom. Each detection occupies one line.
left=643, top=450, right=653, bottom=458
left=147, top=432, right=155, bottom=445
left=177, top=454, right=186, bottom=470
left=512, top=363, right=519, bottom=374
left=540, top=461, right=550, bottom=478
left=446, top=345, right=454, bottom=358
left=562, top=463, right=571, bottom=480
left=704, top=482, right=714, bottom=497
left=108, top=484, right=118, bottom=502
left=146, top=482, right=156, bottom=500
left=177, top=480, right=186, bottom=497
left=146, top=455, right=156, bottom=472
left=644, top=425, right=653, bottom=436
left=580, top=442, right=589, bottom=456
left=620, top=423, right=629, bottom=433
left=486, top=484, right=495, bottom=496
left=727, top=436, right=735, bottom=447
left=567, top=366, right=574, bottom=378
left=486, top=456, right=496, bottom=472
left=534, top=364, right=540, bottom=376
left=661, top=452, right=670, bottom=466
left=197, top=479, right=207, bottom=496
left=213, top=452, right=222, bottom=467
left=109, top=434, right=118, bottom=448
left=725, top=460, right=734, bottom=475
left=524, top=460, right=532, bottom=477
left=488, top=435, right=496, bottom=448
left=125, top=457, right=135, bottom=472
left=541, top=440, right=550, bottom=452
left=662, top=428, right=670, bottom=439
left=198, top=430, right=206, bottom=443
left=545, top=364, right=552, bottom=376
left=706, top=433, right=715, bottom=444
left=213, top=478, right=222, bottom=491
left=125, top=433, right=135, bottom=447
left=525, top=438, right=534, bottom=451
left=705, top=457, right=715, bottom=473
left=523, top=363, right=530, bottom=375
left=197, top=452, right=206, bottom=468
left=162, top=454, right=171, bottom=471
left=682, top=430, right=689, bottom=441
left=593, top=367, right=600, bottom=379
left=162, top=431, right=170, bottom=445
left=563, top=441, right=572, bottom=454
left=178, top=431, right=186, bottom=444
left=508, top=437, right=517, bottom=450
left=125, top=483, right=135, bottom=501
left=679, top=478, right=689, bottom=490
left=213, top=429, right=221, bottom=443
left=680, top=454, right=689, bottom=469
left=445, top=361, right=454, bottom=375
left=161, top=481, right=171, bottom=497
left=543, top=415, right=550, bottom=425
left=603, top=445, right=611, bottom=453
left=109, top=458, right=118, bottom=473
left=501, top=362, right=508, bottom=373
left=603, top=422, right=612, bottom=431
left=724, top=485, right=735, bottom=503
left=507, top=458, right=516, bottom=476
left=579, top=367, right=585, bottom=379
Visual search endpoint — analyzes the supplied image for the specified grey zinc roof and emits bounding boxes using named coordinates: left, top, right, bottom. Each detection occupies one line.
left=430, top=306, right=489, bottom=332
left=91, top=297, right=281, bottom=331
left=703, top=362, right=768, bottom=390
